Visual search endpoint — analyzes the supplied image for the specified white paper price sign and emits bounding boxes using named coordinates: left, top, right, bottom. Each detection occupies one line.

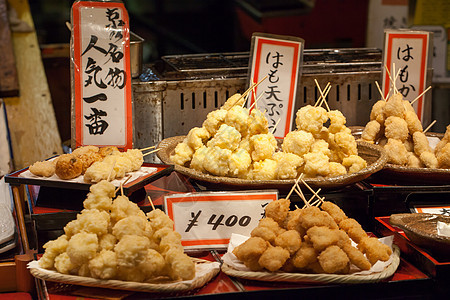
left=71, top=1, right=133, bottom=149
left=413, top=205, right=450, bottom=215
left=247, top=33, right=304, bottom=139
left=164, top=190, right=278, bottom=249
left=382, top=30, right=430, bottom=121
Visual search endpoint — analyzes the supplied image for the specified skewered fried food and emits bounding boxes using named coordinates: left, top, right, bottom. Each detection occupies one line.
left=228, top=148, right=252, bottom=178
left=249, top=158, right=277, bottom=180
left=357, top=236, right=392, bottom=265
left=207, top=124, right=241, bottom=151
left=306, top=226, right=340, bottom=252
left=406, top=152, right=424, bottom=168
left=281, top=130, right=315, bottom=157
left=384, top=139, right=408, bottom=165
left=273, top=152, right=304, bottom=179
left=189, top=146, right=208, bottom=173
left=295, top=105, right=328, bottom=134
left=203, top=146, right=232, bottom=176
left=437, top=143, right=450, bottom=168
left=248, top=108, right=269, bottom=135
left=341, top=154, right=367, bottom=174
left=405, top=111, right=423, bottom=134
left=338, top=218, right=368, bottom=243
left=303, top=152, right=330, bottom=177
left=233, top=236, right=268, bottom=271
left=258, top=245, right=290, bottom=272
left=88, top=249, right=118, bottom=279
left=72, top=146, right=102, bottom=174
left=419, top=151, right=438, bottom=168
left=265, top=198, right=291, bottom=225
left=291, top=240, right=317, bottom=269
left=384, top=116, right=409, bottom=141
left=318, top=245, right=350, bottom=274
left=274, top=230, right=302, bottom=255
left=300, top=206, right=338, bottom=230
left=320, top=201, right=347, bottom=224
left=99, top=146, right=120, bottom=157
left=384, top=93, right=406, bottom=118
left=222, top=93, right=245, bottom=110
left=412, top=131, right=432, bottom=156
left=370, top=100, right=386, bottom=124
left=170, top=141, right=194, bottom=167
left=202, top=109, right=227, bottom=136
left=328, top=110, right=347, bottom=134
left=250, top=133, right=277, bottom=161
left=185, top=127, right=210, bottom=151
left=225, top=105, right=249, bottom=136
left=361, top=120, right=382, bottom=143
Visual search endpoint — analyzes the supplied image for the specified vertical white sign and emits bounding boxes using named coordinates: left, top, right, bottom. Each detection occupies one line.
left=248, top=33, right=304, bottom=138
left=382, top=30, right=430, bottom=121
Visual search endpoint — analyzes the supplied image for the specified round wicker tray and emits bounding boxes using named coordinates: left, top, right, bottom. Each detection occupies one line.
left=157, top=136, right=387, bottom=190
left=28, top=258, right=220, bottom=293
left=351, top=126, right=450, bottom=185
left=221, top=245, right=400, bottom=284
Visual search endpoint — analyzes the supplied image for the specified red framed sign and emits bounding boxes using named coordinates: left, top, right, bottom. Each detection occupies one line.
left=71, top=1, right=133, bottom=149
left=164, top=190, right=278, bottom=249
left=248, top=33, right=304, bottom=138
left=382, top=30, right=430, bottom=121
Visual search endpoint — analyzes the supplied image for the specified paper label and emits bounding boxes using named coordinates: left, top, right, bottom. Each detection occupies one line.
left=164, top=190, right=278, bottom=249
left=248, top=33, right=304, bottom=138
left=382, top=30, right=430, bottom=121
left=72, top=1, right=133, bottom=149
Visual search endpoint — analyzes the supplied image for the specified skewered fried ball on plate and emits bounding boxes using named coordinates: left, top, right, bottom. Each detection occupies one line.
left=55, top=153, right=83, bottom=179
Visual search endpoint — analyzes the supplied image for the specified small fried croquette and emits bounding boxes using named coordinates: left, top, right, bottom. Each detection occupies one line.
left=265, top=198, right=291, bottom=225
left=29, top=160, right=56, bottom=177
left=358, top=237, right=392, bottom=265
left=291, top=241, right=318, bottom=269
left=338, top=218, right=368, bottom=243
left=274, top=230, right=302, bottom=254
left=258, top=246, right=290, bottom=272
left=318, top=245, right=350, bottom=274
left=55, top=153, right=83, bottom=179
left=233, top=237, right=268, bottom=271
left=300, top=206, right=338, bottom=230
left=306, top=226, right=340, bottom=252
left=320, top=201, right=347, bottom=224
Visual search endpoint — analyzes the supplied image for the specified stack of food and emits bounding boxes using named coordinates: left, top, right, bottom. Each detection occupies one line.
left=170, top=91, right=367, bottom=180
left=28, top=146, right=145, bottom=182
left=232, top=197, right=392, bottom=274
left=38, top=180, right=195, bottom=282
left=361, top=92, right=449, bottom=169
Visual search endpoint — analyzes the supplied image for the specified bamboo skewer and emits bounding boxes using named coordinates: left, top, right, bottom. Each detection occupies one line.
left=228, top=75, right=268, bottom=110
left=139, top=145, right=156, bottom=152
left=147, top=195, right=155, bottom=210
left=314, top=80, right=330, bottom=107
left=270, top=118, right=282, bottom=135
left=375, top=81, right=386, bottom=101
left=115, top=175, right=133, bottom=194
left=107, top=160, right=116, bottom=182
left=143, top=148, right=161, bottom=157
left=411, top=86, right=432, bottom=105
left=424, top=120, right=437, bottom=133
left=316, top=83, right=332, bottom=112
left=301, top=179, right=325, bottom=204
left=286, top=174, right=303, bottom=201
left=247, top=92, right=264, bottom=111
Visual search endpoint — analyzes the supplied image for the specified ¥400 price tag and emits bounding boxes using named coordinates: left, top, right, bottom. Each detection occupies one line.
left=164, top=190, right=278, bottom=249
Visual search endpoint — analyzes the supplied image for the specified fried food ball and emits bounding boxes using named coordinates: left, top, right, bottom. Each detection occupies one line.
left=385, top=116, right=409, bottom=141
left=147, top=208, right=174, bottom=231
left=238, top=135, right=251, bottom=153
left=357, top=236, right=392, bottom=265
left=83, top=180, right=115, bottom=211
left=185, top=127, right=211, bottom=151
left=341, top=155, right=367, bottom=173
left=320, top=201, right=347, bottom=224
left=104, top=152, right=133, bottom=178
left=404, top=138, right=414, bottom=152
left=115, top=235, right=150, bottom=268
left=434, top=125, right=450, bottom=154
left=98, top=233, right=116, bottom=251
left=413, top=131, right=432, bottom=156
left=273, top=152, right=304, bottom=179
left=66, top=232, right=99, bottom=265
left=249, top=158, right=277, bottom=180
left=291, top=240, right=317, bottom=269
left=285, top=209, right=307, bottom=237
left=300, top=206, right=338, bottom=230
left=222, top=93, right=244, bottom=110
left=340, top=242, right=371, bottom=271
left=29, top=160, right=56, bottom=177
left=370, top=100, right=386, bottom=124
left=251, top=226, right=277, bottom=244
left=384, top=138, right=408, bottom=165
left=117, top=266, right=146, bottom=282
left=189, top=146, right=208, bottom=173
left=258, top=217, right=285, bottom=235
left=55, top=153, right=83, bottom=179
left=54, top=252, right=78, bottom=275
left=164, top=247, right=196, bottom=281
left=328, top=110, right=347, bottom=134
left=170, top=141, right=194, bottom=167
left=202, top=109, right=227, bottom=136
left=63, top=209, right=110, bottom=238
left=225, top=105, right=249, bottom=136
left=333, top=131, right=358, bottom=158
left=265, top=198, right=291, bottom=225
left=99, top=146, right=120, bottom=157
left=248, top=108, right=269, bottom=135
left=327, top=162, right=347, bottom=177
left=406, top=152, right=424, bottom=168
left=437, top=143, right=450, bottom=168
left=296, top=105, right=328, bottom=134
left=274, top=230, right=302, bottom=255
left=112, top=215, right=148, bottom=240
left=73, top=146, right=102, bottom=174
left=384, top=93, right=406, bottom=118
left=405, top=111, right=423, bottom=134
left=159, top=231, right=183, bottom=254
left=250, top=133, right=277, bottom=161
left=228, top=148, right=252, bottom=178
left=306, top=226, right=341, bottom=252
left=111, top=195, right=146, bottom=224
left=310, top=139, right=331, bottom=158
left=138, top=249, right=167, bottom=280
left=402, top=100, right=416, bottom=113
left=282, top=130, right=314, bottom=156
left=361, top=120, right=381, bottom=143
left=318, top=245, right=350, bottom=274
left=338, top=218, right=368, bottom=243
left=303, top=152, right=330, bottom=177
left=233, top=237, right=268, bottom=271
left=203, top=146, right=232, bottom=176
left=39, top=235, right=69, bottom=269
left=123, top=149, right=144, bottom=171
left=88, top=249, right=118, bottom=279
left=420, top=151, right=438, bottom=168
left=83, top=160, right=117, bottom=183
left=258, top=246, right=290, bottom=272
left=207, top=124, right=241, bottom=151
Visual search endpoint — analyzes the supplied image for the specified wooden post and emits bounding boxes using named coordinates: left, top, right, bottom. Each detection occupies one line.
left=3, top=0, right=62, bottom=170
